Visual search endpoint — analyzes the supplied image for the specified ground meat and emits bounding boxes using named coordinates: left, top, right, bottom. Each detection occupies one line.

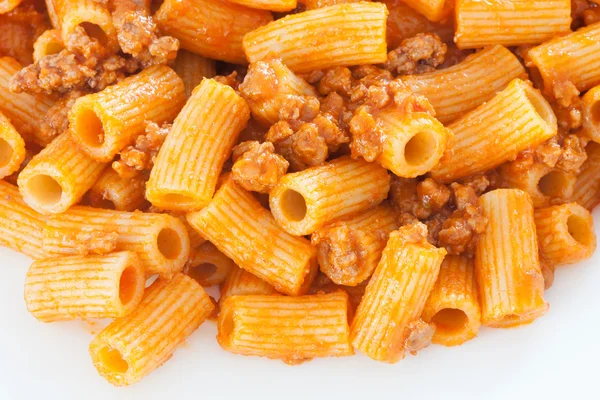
left=112, top=121, right=171, bottom=178
left=231, top=141, right=289, bottom=193
left=553, top=99, right=583, bottom=130
left=317, top=67, right=353, bottom=96
left=513, top=133, right=587, bottom=174
left=311, top=113, right=348, bottom=152
left=57, top=231, right=119, bottom=256
left=0, top=4, right=49, bottom=66
left=291, top=123, right=328, bottom=168
left=552, top=79, right=580, bottom=108
left=404, top=319, right=435, bottom=355
left=555, top=134, right=587, bottom=173
left=279, top=95, right=321, bottom=124
left=348, top=106, right=385, bottom=162
left=459, top=174, right=491, bottom=196
left=214, top=71, right=242, bottom=90
left=417, top=178, right=452, bottom=215
left=40, top=89, right=89, bottom=141
left=384, top=33, right=447, bottom=75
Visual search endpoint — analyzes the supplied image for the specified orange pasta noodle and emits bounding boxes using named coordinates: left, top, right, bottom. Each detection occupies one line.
left=89, top=274, right=214, bottom=386
left=0, top=57, right=54, bottom=146
left=300, top=0, right=366, bottom=10
left=174, top=214, right=206, bottom=250
left=402, top=0, right=452, bottom=22
left=455, top=0, right=571, bottom=49
left=32, top=29, right=64, bottom=62
left=24, top=251, right=145, bottom=322
left=220, top=267, right=278, bottom=304
left=526, top=22, right=600, bottom=98
left=402, top=45, right=527, bottom=124
left=53, top=0, right=117, bottom=51
left=155, top=0, right=272, bottom=64
left=422, top=255, right=481, bottom=347
left=239, top=59, right=318, bottom=127
left=87, top=168, right=147, bottom=212
left=186, top=242, right=236, bottom=287
left=243, top=2, right=388, bottom=73
left=0, top=111, right=25, bottom=179
left=350, top=222, right=446, bottom=363
left=43, top=206, right=190, bottom=277
left=0, top=180, right=46, bottom=260
left=45, top=0, right=59, bottom=28
left=475, top=189, right=548, bottom=328
left=187, top=175, right=317, bottom=296
left=535, top=203, right=597, bottom=265
left=0, top=0, right=22, bottom=14
left=573, top=142, right=600, bottom=210
left=17, top=131, right=107, bottom=215
left=311, top=204, right=399, bottom=286
left=218, top=292, right=354, bottom=363
left=376, top=110, right=451, bottom=178
left=581, top=84, right=600, bottom=143
left=270, top=156, right=390, bottom=236
left=147, top=79, right=249, bottom=212
left=173, top=50, right=216, bottom=98
left=228, top=0, right=296, bottom=11
left=69, top=65, right=185, bottom=162
left=431, top=79, right=558, bottom=183
left=499, top=162, right=575, bottom=208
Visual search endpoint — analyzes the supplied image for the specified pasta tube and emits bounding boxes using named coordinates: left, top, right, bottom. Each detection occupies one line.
left=186, top=242, right=236, bottom=287
left=402, top=0, right=452, bottom=22
left=218, top=292, right=354, bottom=363
left=146, top=79, right=250, bottom=212
left=376, top=110, right=451, bottom=178
left=24, top=251, right=145, bottom=322
left=351, top=223, right=446, bottom=363
left=220, top=267, right=278, bottom=303
left=173, top=50, right=216, bottom=98
left=243, top=2, right=388, bottom=73
left=89, top=274, right=214, bottom=386
left=475, top=189, right=548, bottom=328
left=32, top=29, right=64, bottom=62
left=0, top=0, right=23, bottom=14
left=402, top=45, right=527, bottom=124
left=43, top=206, right=190, bottom=277
left=69, top=65, right=185, bottom=162
left=422, top=255, right=481, bottom=347
left=431, top=79, right=557, bottom=183
left=573, top=142, right=600, bottom=210
left=455, top=0, right=571, bottom=48
left=187, top=175, right=317, bottom=296
left=0, top=111, right=25, bottom=179
left=0, top=180, right=47, bottom=259
left=581, top=84, right=600, bottom=143
left=270, top=156, right=390, bottom=236
left=228, top=0, right=297, bottom=12
left=53, top=0, right=117, bottom=51
left=311, top=204, right=398, bottom=286
left=155, top=0, right=272, bottom=64
left=18, top=131, right=107, bottom=215
left=87, top=168, right=147, bottom=212
left=535, top=203, right=597, bottom=265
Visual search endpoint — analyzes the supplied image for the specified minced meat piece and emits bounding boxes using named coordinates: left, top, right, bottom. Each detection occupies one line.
left=417, top=178, right=451, bottom=215
left=291, top=123, right=328, bottom=168
left=556, top=134, right=587, bottom=173
left=40, top=89, right=89, bottom=141
left=404, top=319, right=435, bottom=355
left=384, top=33, right=447, bottom=75
left=56, top=231, right=119, bottom=256
left=318, top=67, right=353, bottom=96
left=231, top=141, right=289, bottom=193
left=348, top=105, right=385, bottom=162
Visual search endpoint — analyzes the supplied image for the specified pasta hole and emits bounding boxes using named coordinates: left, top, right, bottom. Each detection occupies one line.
left=221, top=310, right=234, bottom=337
left=567, top=214, right=592, bottom=247
left=119, top=266, right=138, bottom=305
left=188, top=263, right=217, bottom=284
left=98, top=346, right=128, bottom=374
left=524, top=85, right=554, bottom=127
left=279, top=189, right=307, bottom=221
left=95, top=198, right=116, bottom=210
left=0, top=138, right=14, bottom=167
left=586, top=141, right=600, bottom=162
left=500, top=314, right=521, bottom=324
left=404, top=131, right=436, bottom=166
left=431, top=308, right=468, bottom=335
left=76, top=109, right=104, bottom=147
left=157, top=228, right=182, bottom=260
left=45, top=42, right=64, bottom=56
left=538, top=170, right=568, bottom=198
left=528, top=66, right=544, bottom=92
left=591, top=101, right=600, bottom=123
left=79, top=22, right=108, bottom=45
left=25, top=174, right=63, bottom=205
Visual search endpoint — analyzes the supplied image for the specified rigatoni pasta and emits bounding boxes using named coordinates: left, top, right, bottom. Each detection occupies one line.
left=53, top=0, right=117, bottom=50
left=173, top=50, right=216, bottom=98
left=581, top=84, right=600, bottom=143
left=32, top=29, right=64, bottom=62
left=228, top=0, right=297, bottom=11
left=186, top=242, right=236, bottom=287
left=402, top=0, right=452, bottom=22
left=0, top=111, right=25, bottom=179
left=573, top=142, right=600, bottom=210
left=220, top=266, right=278, bottom=303
left=243, top=2, right=388, bottom=73
left=87, top=168, right=146, bottom=212
left=24, top=251, right=145, bottom=322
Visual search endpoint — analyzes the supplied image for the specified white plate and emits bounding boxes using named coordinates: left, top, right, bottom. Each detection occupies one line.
left=1, top=209, right=599, bottom=400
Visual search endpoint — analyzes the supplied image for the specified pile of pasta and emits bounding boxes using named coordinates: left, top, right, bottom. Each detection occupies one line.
left=1, top=0, right=600, bottom=388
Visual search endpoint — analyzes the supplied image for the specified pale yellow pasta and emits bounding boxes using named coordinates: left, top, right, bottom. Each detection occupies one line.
left=17, top=131, right=107, bottom=215
left=186, top=242, right=236, bottom=287
left=402, top=0, right=452, bottom=22
left=376, top=110, right=451, bottom=178
left=431, top=79, right=557, bottom=183
left=573, top=142, right=600, bottom=210
left=187, top=175, right=317, bottom=296
left=350, top=223, right=446, bottom=363
left=53, top=0, right=117, bottom=51
left=89, top=274, right=214, bottom=386
left=270, top=156, right=390, bottom=236
left=155, top=0, right=273, bottom=64
left=32, top=29, right=65, bottom=62
left=43, top=206, right=190, bottom=277
left=535, top=203, right=597, bottom=265
left=0, top=180, right=47, bottom=260
left=87, top=168, right=147, bottom=212
left=581, top=84, right=600, bottom=143
left=243, top=2, right=388, bottom=73
left=218, top=292, right=353, bottom=363
left=146, top=79, right=250, bottom=212
left=69, top=65, right=185, bottom=162
left=455, top=0, right=571, bottom=48
left=475, top=189, right=548, bottom=328
left=173, top=50, right=216, bottom=98
left=402, top=45, right=527, bottom=124
left=0, top=111, right=26, bottom=179
left=24, top=251, right=145, bottom=322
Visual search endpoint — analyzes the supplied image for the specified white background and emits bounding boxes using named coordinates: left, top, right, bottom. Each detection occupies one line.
left=0, top=210, right=598, bottom=400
